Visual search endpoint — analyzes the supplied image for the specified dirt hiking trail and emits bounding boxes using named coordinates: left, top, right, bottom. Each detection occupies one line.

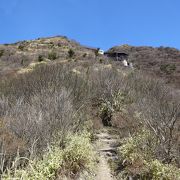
left=95, top=128, right=119, bottom=180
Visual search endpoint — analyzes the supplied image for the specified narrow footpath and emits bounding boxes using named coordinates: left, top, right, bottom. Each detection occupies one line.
left=95, top=128, right=119, bottom=180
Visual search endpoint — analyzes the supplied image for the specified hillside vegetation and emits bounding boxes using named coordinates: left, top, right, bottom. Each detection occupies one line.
left=108, top=45, right=180, bottom=88
left=0, top=36, right=95, bottom=78
left=0, top=37, right=180, bottom=179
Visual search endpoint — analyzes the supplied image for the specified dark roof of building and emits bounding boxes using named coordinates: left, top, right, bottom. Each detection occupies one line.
left=104, top=52, right=128, bottom=56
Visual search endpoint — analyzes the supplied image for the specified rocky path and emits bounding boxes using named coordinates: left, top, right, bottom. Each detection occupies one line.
left=95, top=128, right=119, bottom=180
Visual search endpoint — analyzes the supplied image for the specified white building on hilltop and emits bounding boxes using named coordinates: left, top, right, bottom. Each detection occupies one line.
left=122, top=59, right=128, bottom=67
left=98, top=49, right=104, bottom=55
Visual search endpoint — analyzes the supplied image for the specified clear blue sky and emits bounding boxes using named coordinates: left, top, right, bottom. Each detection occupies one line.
left=0, top=0, right=180, bottom=50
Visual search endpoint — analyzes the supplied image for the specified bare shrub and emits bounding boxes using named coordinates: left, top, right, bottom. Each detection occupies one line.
left=0, top=64, right=93, bottom=172
left=122, top=71, right=180, bottom=166
left=7, top=89, right=73, bottom=149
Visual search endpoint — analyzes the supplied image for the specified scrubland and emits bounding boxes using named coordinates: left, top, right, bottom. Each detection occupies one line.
left=0, top=37, right=179, bottom=179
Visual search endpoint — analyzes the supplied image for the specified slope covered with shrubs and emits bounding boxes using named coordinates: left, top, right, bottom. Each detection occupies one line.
left=0, top=59, right=180, bottom=179
left=0, top=59, right=124, bottom=178
left=0, top=36, right=96, bottom=78
left=0, top=37, right=180, bottom=179
left=107, top=45, right=180, bottom=88
left=117, top=129, right=180, bottom=179
left=100, top=71, right=180, bottom=179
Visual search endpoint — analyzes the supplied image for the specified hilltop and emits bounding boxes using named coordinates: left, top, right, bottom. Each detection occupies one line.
left=0, top=36, right=96, bottom=77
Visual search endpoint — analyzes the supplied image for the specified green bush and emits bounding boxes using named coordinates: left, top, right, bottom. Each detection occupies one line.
left=0, top=49, right=4, bottom=57
left=61, top=131, right=96, bottom=176
left=38, top=55, right=44, bottom=62
left=160, top=64, right=176, bottom=74
left=118, top=129, right=180, bottom=179
left=68, top=49, right=75, bottom=58
left=119, top=129, right=156, bottom=162
left=2, top=132, right=96, bottom=179
left=18, top=44, right=25, bottom=51
left=99, top=91, right=133, bottom=126
left=83, top=53, right=87, bottom=58
left=99, top=59, right=103, bottom=63
left=48, top=51, right=57, bottom=60
left=99, top=101, right=113, bottom=126
left=149, top=160, right=180, bottom=180
left=3, top=147, right=63, bottom=180
left=112, top=91, right=133, bottom=111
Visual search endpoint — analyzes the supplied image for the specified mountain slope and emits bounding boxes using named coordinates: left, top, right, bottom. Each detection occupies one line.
left=0, top=36, right=180, bottom=179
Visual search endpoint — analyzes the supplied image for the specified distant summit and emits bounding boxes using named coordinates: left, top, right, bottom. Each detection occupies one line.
left=0, top=36, right=96, bottom=77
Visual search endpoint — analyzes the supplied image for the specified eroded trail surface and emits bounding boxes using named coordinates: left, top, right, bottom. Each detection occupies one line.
left=95, top=128, right=119, bottom=180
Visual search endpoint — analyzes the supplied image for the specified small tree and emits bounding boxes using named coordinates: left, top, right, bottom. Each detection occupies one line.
left=83, top=53, right=87, bottom=58
left=95, top=48, right=100, bottom=57
left=18, top=45, right=25, bottom=51
left=38, top=55, right=44, bottom=62
left=68, top=49, right=75, bottom=58
left=0, top=50, right=4, bottom=58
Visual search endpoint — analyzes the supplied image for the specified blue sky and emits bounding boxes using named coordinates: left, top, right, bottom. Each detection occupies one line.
left=0, top=0, right=180, bottom=50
